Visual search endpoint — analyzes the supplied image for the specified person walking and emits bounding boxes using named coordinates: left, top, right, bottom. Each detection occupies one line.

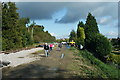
left=44, top=43, right=49, bottom=57
left=58, top=43, right=62, bottom=51
left=49, top=44, right=53, bottom=51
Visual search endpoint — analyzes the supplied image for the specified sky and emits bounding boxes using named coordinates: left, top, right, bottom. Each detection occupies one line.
left=3, top=0, right=119, bottom=39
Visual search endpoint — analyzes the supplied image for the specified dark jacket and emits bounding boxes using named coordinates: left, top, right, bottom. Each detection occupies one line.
left=44, top=45, right=49, bottom=50
left=58, top=43, right=62, bottom=48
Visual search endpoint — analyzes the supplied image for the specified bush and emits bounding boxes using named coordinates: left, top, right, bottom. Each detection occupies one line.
left=86, top=34, right=112, bottom=60
left=76, top=38, right=85, bottom=46
left=107, top=53, right=120, bottom=65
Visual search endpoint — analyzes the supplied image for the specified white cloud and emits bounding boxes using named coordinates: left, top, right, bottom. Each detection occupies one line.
left=56, top=34, right=69, bottom=39
left=50, top=32, right=57, bottom=36
left=99, top=16, right=112, bottom=25
left=105, top=31, right=118, bottom=38
left=100, top=17, right=108, bottom=24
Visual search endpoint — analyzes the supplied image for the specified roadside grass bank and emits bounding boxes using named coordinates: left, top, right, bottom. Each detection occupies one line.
left=67, top=47, right=119, bottom=79
left=107, top=53, right=120, bottom=66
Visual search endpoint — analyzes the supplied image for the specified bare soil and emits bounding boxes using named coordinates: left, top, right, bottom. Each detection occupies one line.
left=2, top=46, right=76, bottom=78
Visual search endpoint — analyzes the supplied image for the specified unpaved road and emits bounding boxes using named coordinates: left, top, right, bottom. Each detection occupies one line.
left=0, top=47, right=43, bottom=67
left=2, top=46, right=75, bottom=78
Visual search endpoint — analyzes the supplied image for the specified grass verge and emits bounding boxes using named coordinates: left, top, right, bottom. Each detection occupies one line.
left=68, top=47, right=119, bottom=79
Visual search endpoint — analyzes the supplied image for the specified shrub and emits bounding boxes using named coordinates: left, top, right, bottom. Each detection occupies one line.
left=86, top=34, right=112, bottom=60
left=107, top=53, right=120, bottom=65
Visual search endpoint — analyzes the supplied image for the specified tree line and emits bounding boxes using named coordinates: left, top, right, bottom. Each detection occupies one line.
left=2, top=2, right=56, bottom=51
left=69, top=13, right=112, bottom=62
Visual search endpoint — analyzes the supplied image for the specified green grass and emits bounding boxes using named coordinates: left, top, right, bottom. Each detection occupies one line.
left=79, top=50, right=119, bottom=79
left=68, top=47, right=119, bottom=78
left=69, top=47, right=76, bottom=50
left=67, top=48, right=103, bottom=78
left=107, top=53, right=120, bottom=65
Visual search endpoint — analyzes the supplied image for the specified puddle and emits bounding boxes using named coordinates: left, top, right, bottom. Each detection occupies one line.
left=48, top=67, right=59, bottom=71
left=48, top=67, right=66, bottom=73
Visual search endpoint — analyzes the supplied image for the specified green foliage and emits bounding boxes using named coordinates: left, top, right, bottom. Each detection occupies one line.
left=107, top=53, right=120, bottom=65
left=111, top=39, right=118, bottom=46
left=18, top=18, right=34, bottom=46
left=2, top=2, right=33, bottom=50
left=77, top=21, right=84, bottom=28
left=79, top=50, right=119, bottom=78
left=2, top=2, right=55, bottom=51
left=69, top=47, right=76, bottom=50
left=85, top=13, right=99, bottom=34
left=111, top=38, right=120, bottom=50
left=84, top=13, right=99, bottom=49
left=77, top=27, right=85, bottom=39
left=76, top=26, right=85, bottom=45
left=86, top=34, right=112, bottom=60
left=69, top=29, right=77, bottom=42
left=56, top=38, right=69, bottom=43
left=80, top=13, right=112, bottom=61
left=2, top=2, right=22, bottom=50
left=32, top=25, right=56, bottom=43
left=68, top=12, right=118, bottom=78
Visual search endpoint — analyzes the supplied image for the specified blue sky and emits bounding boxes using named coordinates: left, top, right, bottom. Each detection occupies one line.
left=14, top=2, right=119, bottom=39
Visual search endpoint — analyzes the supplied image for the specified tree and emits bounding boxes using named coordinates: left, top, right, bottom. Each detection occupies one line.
left=82, top=13, right=112, bottom=61
left=84, top=13, right=99, bottom=49
left=85, top=13, right=99, bottom=34
left=32, top=25, right=56, bottom=43
left=69, top=29, right=77, bottom=42
left=76, top=26, right=85, bottom=46
left=18, top=17, right=33, bottom=47
left=2, top=2, right=55, bottom=51
left=2, top=2, right=23, bottom=50
left=87, top=34, right=112, bottom=61
left=78, top=21, right=84, bottom=28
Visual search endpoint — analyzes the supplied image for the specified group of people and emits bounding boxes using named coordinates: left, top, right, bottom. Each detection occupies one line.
left=43, top=43, right=62, bottom=57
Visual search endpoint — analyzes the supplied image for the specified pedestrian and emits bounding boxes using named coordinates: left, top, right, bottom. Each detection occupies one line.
left=58, top=43, right=62, bottom=51
left=44, top=43, right=49, bottom=57
left=49, top=44, right=53, bottom=51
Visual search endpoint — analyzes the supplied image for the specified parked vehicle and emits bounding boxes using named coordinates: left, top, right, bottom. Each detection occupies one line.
left=36, top=45, right=44, bottom=47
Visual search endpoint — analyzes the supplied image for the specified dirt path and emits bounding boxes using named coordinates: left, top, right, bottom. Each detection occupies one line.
left=1, top=47, right=43, bottom=67
left=2, top=46, right=75, bottom=78
left=2, top=46, right=119, bottom=79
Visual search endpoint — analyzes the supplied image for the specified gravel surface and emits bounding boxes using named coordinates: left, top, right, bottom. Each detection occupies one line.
left=0, top=47, right=43, bottom=67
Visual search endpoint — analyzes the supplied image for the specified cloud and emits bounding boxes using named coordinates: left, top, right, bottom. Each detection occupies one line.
left=100, top=17, right=109, bottom=24
left=98, top=16, right=112, bottom=25
left=56, top=34, right=69, bottom=39
left=16, top=2, right=118, bottom=25
left=49, top=32, right=69, bottom=39
left=16, top=2, right=64, bottom=20
left=50, top=32, right=57, bottom=36
left=105, top=31, right=118, bottom=38
left=56, top=2, right=118, bottom=24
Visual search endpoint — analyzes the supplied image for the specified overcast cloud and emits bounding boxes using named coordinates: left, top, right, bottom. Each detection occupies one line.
left=16, top=2, right=118, bottom=27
